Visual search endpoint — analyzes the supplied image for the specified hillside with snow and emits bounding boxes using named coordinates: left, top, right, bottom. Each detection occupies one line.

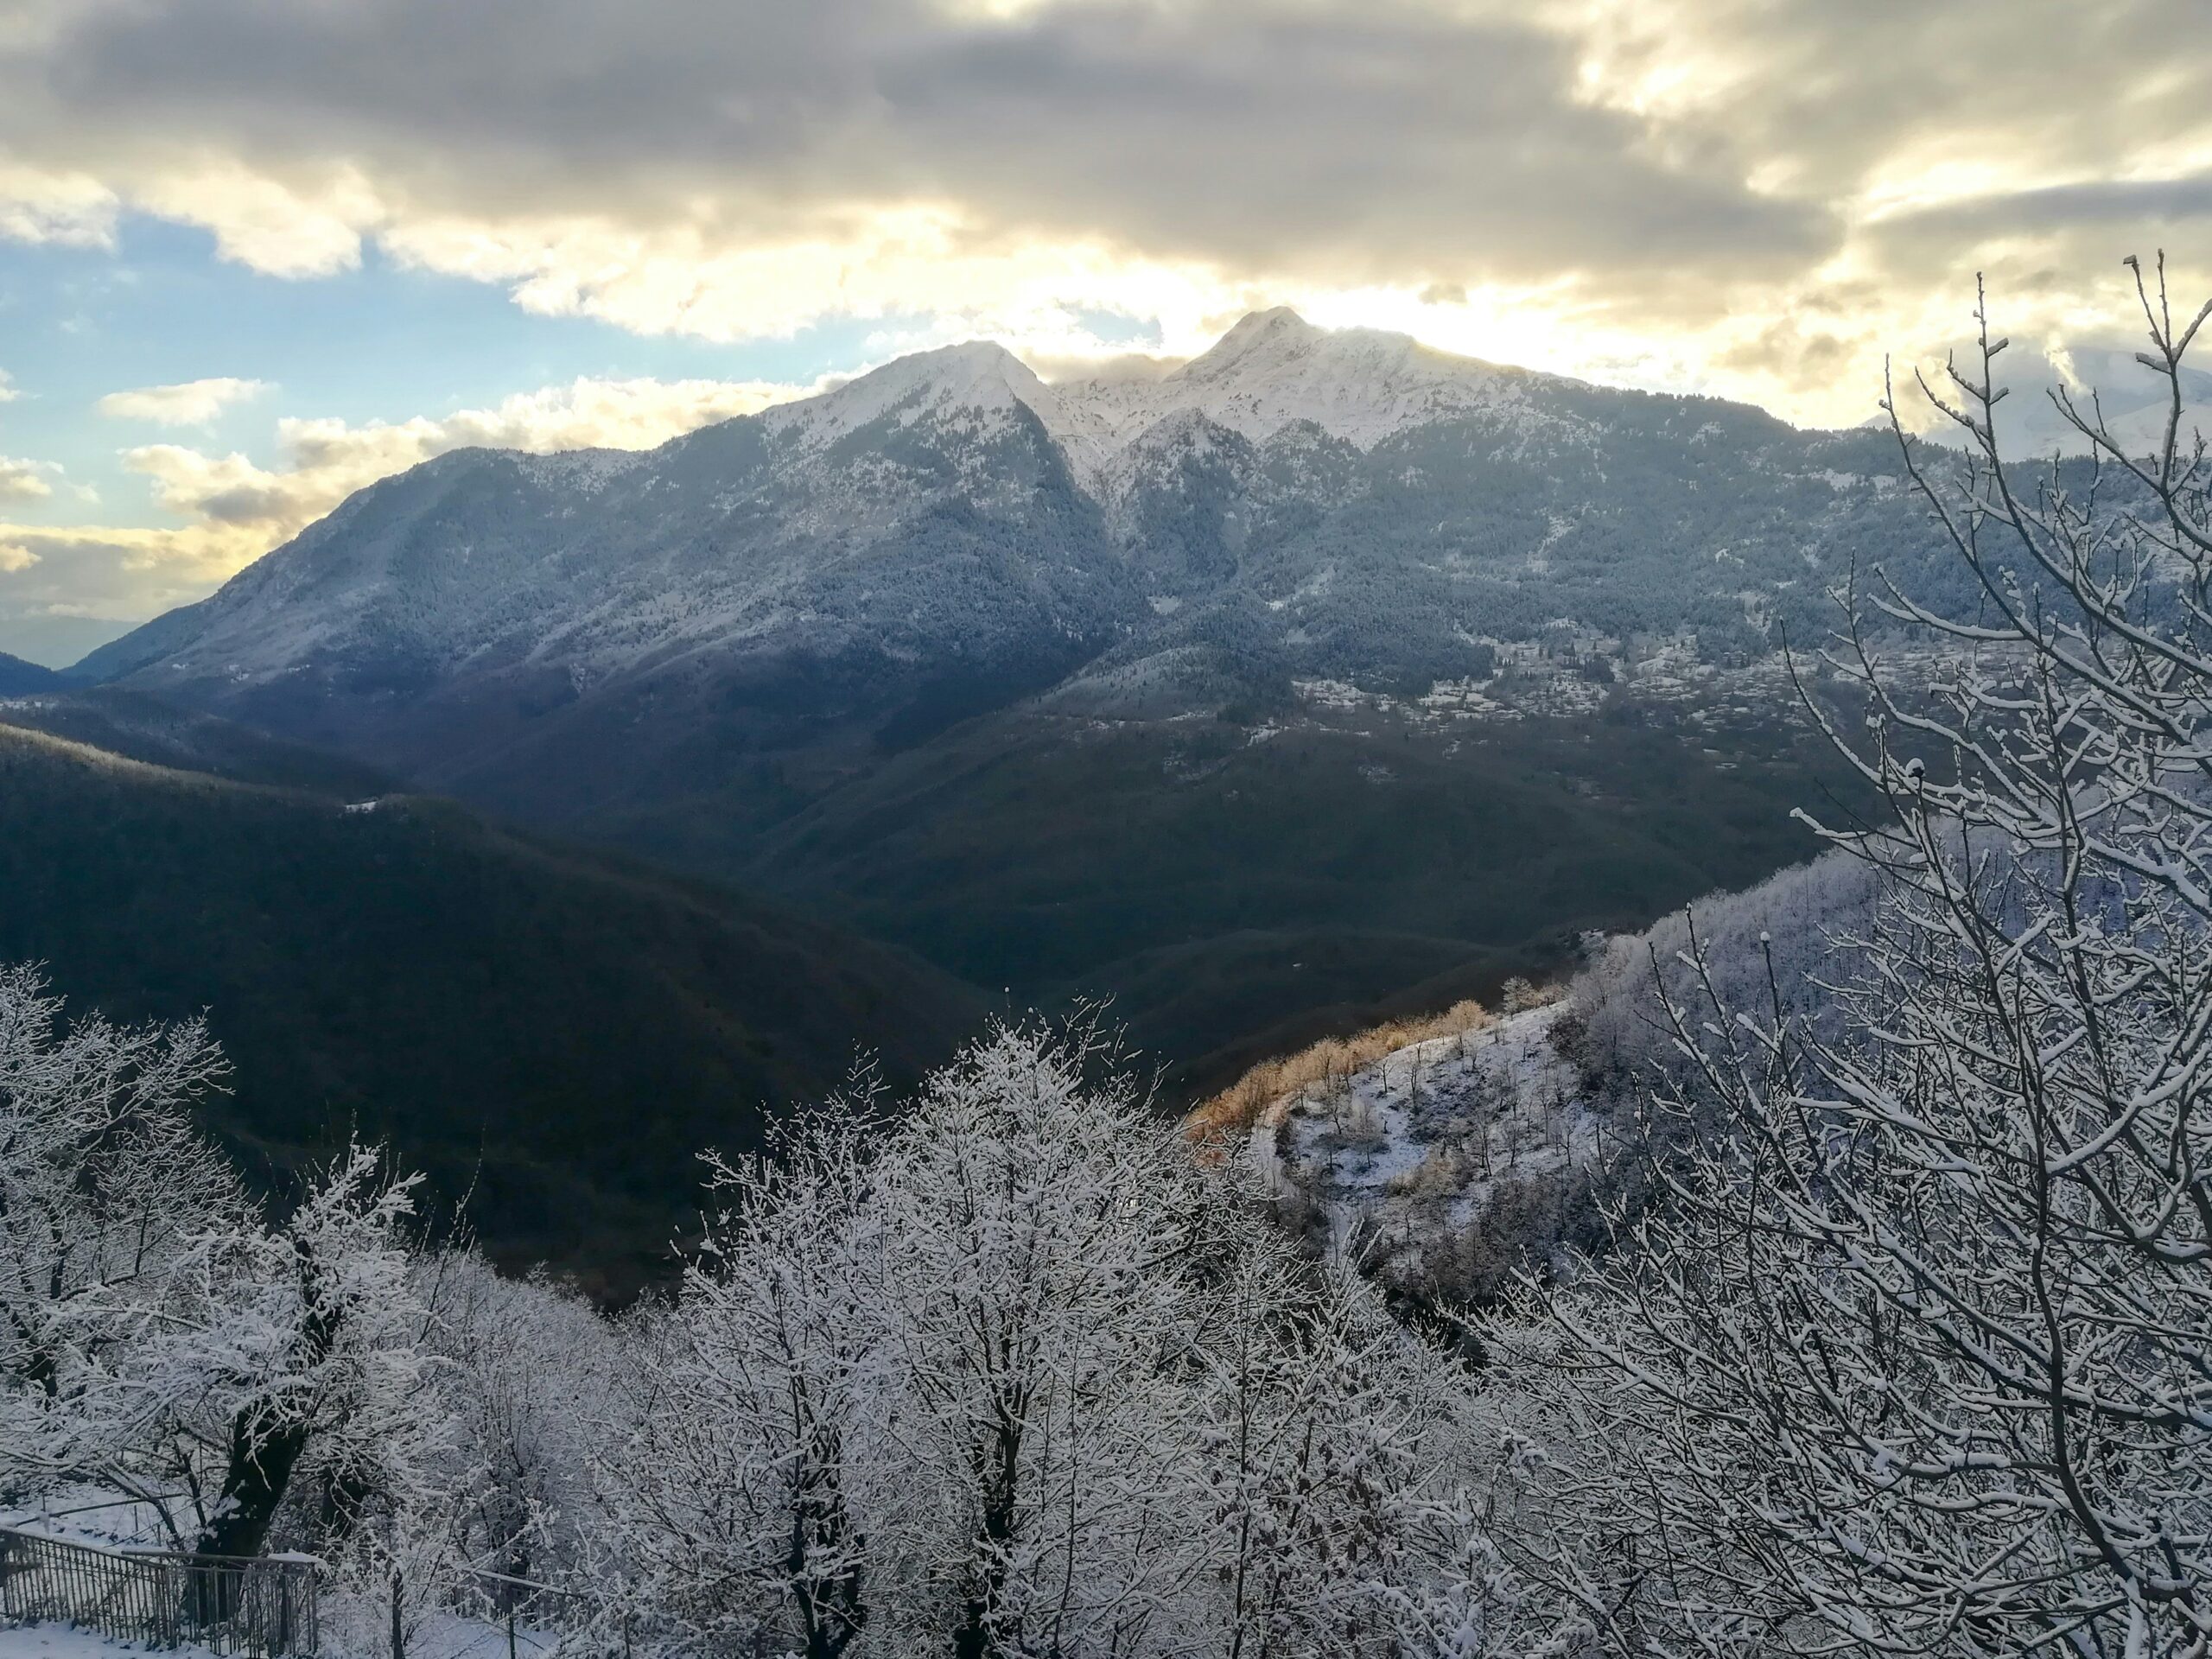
left=1234, top=1003, right=1604, bottom=1301
left=1222, top=848, right=1881, bottom=1304
left=79, top=305, right=1930, bottom=720
left=69, top=307, right=1925, bottom=1077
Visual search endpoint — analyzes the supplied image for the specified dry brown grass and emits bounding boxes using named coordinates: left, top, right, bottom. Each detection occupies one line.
left=1184, top=998, right=1495, bottom=1151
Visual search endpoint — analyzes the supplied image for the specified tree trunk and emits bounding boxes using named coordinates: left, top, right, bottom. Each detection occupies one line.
left=953, top=1415, right=1020, bottom=1659
left=197, top=1399, right=313, bottom=1559
left=196, top=1237, right=340, bottom=1560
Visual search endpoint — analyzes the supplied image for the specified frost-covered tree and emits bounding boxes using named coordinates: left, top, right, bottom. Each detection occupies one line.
left=607, top=1029, right=1232, bottom=1657
left=1199, top=1247, right=1475, bottom=1659
left=419, top=1251, right=618, bottom=1595
left=1521, top=261, right=2212, bottom=1655
left=601, top=1104, right=880, bottom=1659
left=605, top=1022, right=1549, bottom=1658
left=175, top=1143, right=442, bottom=1563
left=0, top=972, right=449, bottom=1579
left=861, top=1026, right=1227, bottom=1658
left=0, top=967, right=242, bottom=1503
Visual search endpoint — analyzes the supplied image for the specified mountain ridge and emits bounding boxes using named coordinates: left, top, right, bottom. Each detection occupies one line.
left=72, top=307, right=1926, bottom=1072
left=0, top=649, right=61, bottom=694
left=74, top=306, right=1868, bottom=716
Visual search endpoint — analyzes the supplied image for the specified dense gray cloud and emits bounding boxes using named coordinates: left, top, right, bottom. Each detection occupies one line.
left=2, top=0, right=2210, bottom=649
left=9, top=0, right=1823, bottom=291
left=5, top=0, right=2210, bottom=405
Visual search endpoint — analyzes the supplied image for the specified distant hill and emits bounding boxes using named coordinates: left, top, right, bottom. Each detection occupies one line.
left=0, top=650, right=60, bottom=695
left=0, top=685, right=395, bottom=795
left=0, top=720, right=984, bottom=1295
left=733, top=691, right=1847, bottom=1091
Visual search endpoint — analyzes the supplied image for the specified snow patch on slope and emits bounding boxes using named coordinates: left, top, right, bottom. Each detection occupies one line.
left=1247, top=1005, right=1599, bottom=1274
left=1066, top=308, right=1540, bottom=452
left=762, top=340, right=1118, bottom=476
left=514, top=448, right=645, bottom=493
left=751, top=308, right=1551, bottom=478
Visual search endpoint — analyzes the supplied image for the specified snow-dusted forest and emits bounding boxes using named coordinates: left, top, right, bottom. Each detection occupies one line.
left=10, top=280, right=2212, bottom=1658
left=0, top=981, right=1592, bottom=1656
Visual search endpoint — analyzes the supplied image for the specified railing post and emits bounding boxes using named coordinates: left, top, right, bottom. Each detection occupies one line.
left=162, top=1555, right=181, bottom=1649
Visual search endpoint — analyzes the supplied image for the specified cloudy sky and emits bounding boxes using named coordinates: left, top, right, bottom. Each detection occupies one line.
left=0, top=0, right=2207, bottom=662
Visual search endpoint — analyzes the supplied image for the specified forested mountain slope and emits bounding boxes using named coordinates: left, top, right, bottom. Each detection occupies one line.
left=0, top=649, right=60, bottom=695
left=0, top=684, right=396, bottom=794
left=0, top=719, right=982, bottom=1294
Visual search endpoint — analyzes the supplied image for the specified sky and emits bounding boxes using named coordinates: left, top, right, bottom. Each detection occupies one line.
left=1, top=0, right=2209, bottom=664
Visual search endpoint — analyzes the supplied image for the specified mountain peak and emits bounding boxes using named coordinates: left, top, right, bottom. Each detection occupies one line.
left=764, top=335, right=1065, bottom=453
left=832, top=336, right=1035, bottom=401
left=915, top=337, right=1030, bottom=372
left=1218, top=305, right=1319, bottom=344
left=1074, top=308, right=1523, bottom=450
left=1192, top=307, right=1323, bottom=370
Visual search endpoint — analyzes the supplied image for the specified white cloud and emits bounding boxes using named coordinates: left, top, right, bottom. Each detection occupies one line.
left=97, top=377, right=272, bottom=425
left=0, top=372, right=810, bottom=626
left=0, top=371, right=19, bottom=404
left=381, top=206, right=1251, bottom=360
left=0, top=159, right=118, bottom=249
left=0, top=457, right=56, bottom=503
left=124, top=373, right=806, bottom=537
left=130, top=162, right=380, bottom=278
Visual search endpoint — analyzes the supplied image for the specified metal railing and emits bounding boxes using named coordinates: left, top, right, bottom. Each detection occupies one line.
left=0, top=1524, right=318, bottom=1655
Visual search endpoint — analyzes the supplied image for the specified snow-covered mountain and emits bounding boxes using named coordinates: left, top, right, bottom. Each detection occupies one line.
left=77, top=309, right=1945, bottom=1069
left=761, top=308, right=1541, bottom=479
left=1071, top=307, right=1541, bottom=452
left=765, top=339, right=1100, bottom=467
left=81, top=307, right=1917, bottom=728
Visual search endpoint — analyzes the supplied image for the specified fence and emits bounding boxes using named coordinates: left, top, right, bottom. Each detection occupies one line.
left=0, top=1525, right=318, bottom=1655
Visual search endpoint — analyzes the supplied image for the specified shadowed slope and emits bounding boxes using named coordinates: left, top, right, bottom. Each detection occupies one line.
left=0, top=721, right=983, bottom=1295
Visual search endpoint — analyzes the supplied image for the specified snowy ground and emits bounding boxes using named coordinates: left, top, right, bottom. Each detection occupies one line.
left=1248, top=1005, right=1602, bottom=1277
left=0, top=1613, right=563, bottom=1659
left=0, top=1624, right=217, bottom=1659
left=321, top=1606, right=565, bottom=1659
left=1, top=1605, right=556, bottom=1659
left=0, top=1489, right=186, bottom=1552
